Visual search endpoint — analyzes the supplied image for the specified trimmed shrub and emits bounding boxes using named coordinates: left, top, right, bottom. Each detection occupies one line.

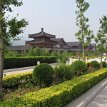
left=101, top=62, right=107, bottom=68
left=4, top=56, right=57, bottom=69
left=70, top=60, right=87, bottom=76
left=54, top=64, right=74, bottom=83
left=33, top=63, right=54, bottom=87
left=3, top=72, right=32, bottom=89
left=89, top=61, right=100, bottom=70
left=4, top=69, right=107, bottom=107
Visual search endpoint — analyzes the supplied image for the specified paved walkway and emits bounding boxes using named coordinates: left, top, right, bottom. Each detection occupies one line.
left=4, top=63, right=57, bottom=75
left=65, top=78, right=107, bottom=107
left=87, top=85, right=107, bottom=107
left=4, top=66, right=34, bottom=75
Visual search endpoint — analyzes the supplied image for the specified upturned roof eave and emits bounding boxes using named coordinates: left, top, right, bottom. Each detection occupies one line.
left=28, top=32, right=56, bottom=38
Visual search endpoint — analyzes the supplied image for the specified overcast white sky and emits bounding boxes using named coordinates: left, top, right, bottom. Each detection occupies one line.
left=8, top=0, right=107, bottom=45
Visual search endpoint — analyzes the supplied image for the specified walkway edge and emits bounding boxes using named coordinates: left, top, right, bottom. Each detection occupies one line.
left=65, top=77, right=107, bottom=107
left=4, top=63, right=57, bottom=73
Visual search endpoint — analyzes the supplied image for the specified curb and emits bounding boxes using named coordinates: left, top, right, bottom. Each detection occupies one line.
left=65, top=78, right=107, bottom=107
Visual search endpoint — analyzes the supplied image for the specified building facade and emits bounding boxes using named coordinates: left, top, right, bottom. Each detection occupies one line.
left=26, top=28, right=57, bottom=48
left=8, top=28, right=96, bottom=52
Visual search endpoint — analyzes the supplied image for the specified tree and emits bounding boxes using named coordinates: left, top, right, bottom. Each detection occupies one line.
left=75, top=0, right=93, bottom=61
left=0, top=0, right=28, bottom=95
left=95, top=16, right=107, bottom=67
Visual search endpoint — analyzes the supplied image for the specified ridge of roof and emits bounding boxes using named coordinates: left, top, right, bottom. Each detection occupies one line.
left=29, top=28, right=56, bottom=38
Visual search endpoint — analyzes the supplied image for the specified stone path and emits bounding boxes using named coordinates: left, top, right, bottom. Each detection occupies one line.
left=4, top=63, right=57, bottom=75
left=87, top=85, right=107, bottom=107
left=65, top=78, right=107, bottom=107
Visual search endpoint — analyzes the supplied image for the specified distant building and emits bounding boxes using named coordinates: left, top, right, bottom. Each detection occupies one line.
left=51, top=38, right=67, bottom=48
left=67, top=42, right=82, bottom=51
left=8, top=28, right=96, bottom=52
left=26, top=28, right=57, bottom=49
left=67, top=42, right=96, bottom=52
left=7, top=45, right=31, bottom=53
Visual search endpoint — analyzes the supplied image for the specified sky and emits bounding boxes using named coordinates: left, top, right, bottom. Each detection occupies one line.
left=9, top=0, right=107, bottom=45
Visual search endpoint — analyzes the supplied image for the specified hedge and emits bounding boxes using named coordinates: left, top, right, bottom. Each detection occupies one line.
left=3, top=72, right=32, bottom=89
left=3, top=68, right=107, bottom=107
left=4, top=56, right=57, bottom=69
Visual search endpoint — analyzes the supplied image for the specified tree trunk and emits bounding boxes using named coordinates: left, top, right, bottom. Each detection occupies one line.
left=82, top=44, right=85, bottom=62
left=0, top=0, right=3, bottom=96
left=0, top=38, right=3, bottom=99
left=81, top=25, right=85, bottom=62
left=100, top=53, right=103, bottom=68
left=106, top=53, right=107, bottom=63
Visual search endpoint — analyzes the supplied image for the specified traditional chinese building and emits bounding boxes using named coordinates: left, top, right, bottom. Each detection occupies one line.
left=8, top=28, right=96, bottom=52
left=26, top=28, right=57, bottom=49
left=51, top=38, right=68, bottom=48
left=67, top=42, right=96, bottom=52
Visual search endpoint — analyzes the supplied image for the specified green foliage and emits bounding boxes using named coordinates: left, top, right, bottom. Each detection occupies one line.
left=4, top=56, right=57, bottom=69
left=95, top=16, right=107, bottom=63
left=85, top=51, right=99, bottom=59
left=59, top=52, right=70, bottom=63
left=5, top=48, right=73, bottom=64
left=88, top=61, right=100, bottom=70
left=27, top=48, right=50, bottom=56
left=75, top=0, right=93, bottom=60
left=33, top=63, right=54, bottom=87
left=0, top=0, right=28, bottom=45
left=4, top=51, right=19, bottom=58
left=51, top=51, right=71, bottom=63
left=27, top=48, right=43, bottom=56
left=101, top=62, right=107, bottom=68
left=7, top=17, right=28, bottom=39
left=70, top=60, right=87, bottom=75
left=3, top=69, right=107, bottom=107
left=0, top=0, right=28, bottom=93
left=3, top=72, right=32, bottom=89
left=54, top=64, right=74, bottom=83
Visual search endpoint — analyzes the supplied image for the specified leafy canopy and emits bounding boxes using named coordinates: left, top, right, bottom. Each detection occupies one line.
left=0, top=0, right=28, bottom=46
left=95, top=16, right=107, bottom=54
left=75, top=0, right=93, bottom=46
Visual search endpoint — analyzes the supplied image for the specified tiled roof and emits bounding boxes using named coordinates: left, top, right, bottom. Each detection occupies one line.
left=67, top=42, right=81, bottom=46
left=51, top=38, right=67, bottom=44
left=7, top=45, right=31, bottom=51
left=29, top=28, right=56, bottom=38
left=67, top=42, right=96, bottom=47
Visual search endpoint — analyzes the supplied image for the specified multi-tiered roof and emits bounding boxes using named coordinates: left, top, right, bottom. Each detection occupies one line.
left=26, top=28, right=57, bottom=48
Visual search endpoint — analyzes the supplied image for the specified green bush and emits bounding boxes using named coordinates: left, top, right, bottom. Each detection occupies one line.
left=89, top=61, right=100, bottom=70
left=70, top=60, right=87, bottom=76
left=3, top=69, right=107, bottom=107
left=33, top=63, right=54, bottom=87
left=4, top=51, right=19, bottom=58
left=3, top=72, right=32, bottom=89
left=54, top=64, right=74, bottom=83
left=101, top=62, right=107, bottom=68
left=27, top=47, right=51, bottom=56
left=4, top=56, right=57, bottom=69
